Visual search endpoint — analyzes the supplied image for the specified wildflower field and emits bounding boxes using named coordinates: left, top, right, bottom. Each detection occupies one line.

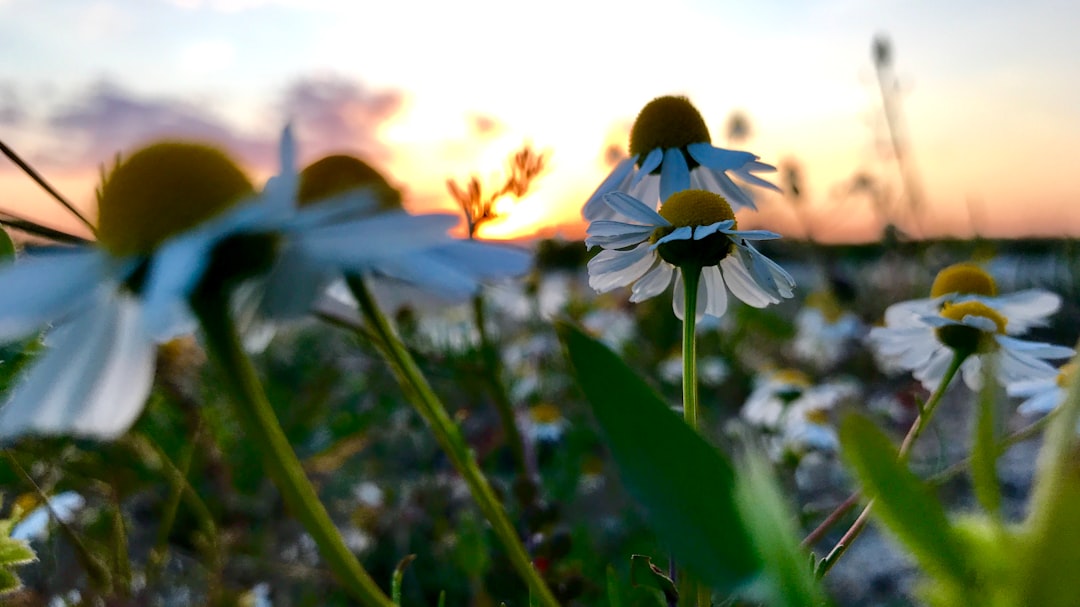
left=1, top=93, right=1079, bottom=607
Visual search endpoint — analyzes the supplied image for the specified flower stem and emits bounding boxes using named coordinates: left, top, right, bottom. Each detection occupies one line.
left=192, top=296, right=393, bottom=607
left=681, top=266, right=701, bottom=430
left=347, top=276, right=560, bottom=607
left=679, top=266, right=707, bottom=607
left=816, top=351, right=968, bottom=578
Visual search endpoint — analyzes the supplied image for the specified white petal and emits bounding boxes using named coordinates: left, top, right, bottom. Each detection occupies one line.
left=142, top=233, right=216, bottom=340
left=995, top=335, right=1075, bottom=359
left=0, top=249, right=111, bottom=342
left=628, top=175, right=662, bottom=212
left=692, top=220, right=736, bottom=240
left=719, top=255, right=774, bottom=308
left=0, top=294, right=155, bottom=440
left=1016, top=387, right=1063, bottom=416
left=653, top=226, right=694, bottom=247
left=732, top=163, right=783, bottom=193
left=601, top=192, right=669, bottom=226
left=587, top=243, right=656, bottom=292
left=671, top=270, right=707, bottom=321
left=299, top=212, right=457, bottom=266
left=702, top=265, right=729, bottom=318
left=685, top=143, right=756, bottom=170
left=630, top=261, right=673, bottom=302
left=995, top=344, right=1060, bottom=385
left=704, top=169, right=756, bottom=210
left=631, top=148, right=663, bottom=187
left=988, top=289, right=1062, bottom=334
left=914, top=347, right=958, bottom=391
left=725, top=228, right=782, bottom=241
left=659, top=148, right=690, bottom=202
left=585, top=221, right=654, bottom=249
left=582, top=157, right=638, bottom=220
left=254, top=246, right=331, bottom=321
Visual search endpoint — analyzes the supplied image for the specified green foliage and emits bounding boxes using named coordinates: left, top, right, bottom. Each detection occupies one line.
left=734, top=454, right=828, bottom=607
left=839, top=414, right=970, bottom=586
left=0, top=501, right=38, bottom=596
left=557, top=321, right=761, bottom=593
left=0, top=227, right=14, bottom=263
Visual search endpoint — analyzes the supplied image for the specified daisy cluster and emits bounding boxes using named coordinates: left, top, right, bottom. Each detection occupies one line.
left=0, top=127, right=531, bottom=441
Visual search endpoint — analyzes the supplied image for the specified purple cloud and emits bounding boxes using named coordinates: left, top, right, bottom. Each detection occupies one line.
left=280, top=76, right=402, bottom=164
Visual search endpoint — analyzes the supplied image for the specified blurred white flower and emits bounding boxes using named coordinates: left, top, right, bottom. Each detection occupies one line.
left=523, top=403, right=568, bottom=443
left=869, top=264, right=1073, bottom=392
left=11, top=491, right=85, bottom=541
left=585, top=190, right=794, bottom=321
left=791, top=291, right=863, bottom=369
left=583, top=95, right=779, bottom=220
left=659, top=353, right=729, bottom=386
left=1009, top=362, right=1075, bottom=417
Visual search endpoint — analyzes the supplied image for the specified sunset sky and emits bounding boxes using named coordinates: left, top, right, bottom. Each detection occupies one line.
left=1, top=0, right=1077, bottom=242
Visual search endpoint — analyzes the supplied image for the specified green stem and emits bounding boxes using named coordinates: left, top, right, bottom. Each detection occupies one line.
left=192, top=295, right=393, bottom=607
left=347, top=276, right=560, bottom=607
left=681, top=266, right=701, bottom=430
left=472, top=292, right=530, bottom=478
left=678, top=266, right=707, bottom=607
left=816, top=351, right=968, bottom=578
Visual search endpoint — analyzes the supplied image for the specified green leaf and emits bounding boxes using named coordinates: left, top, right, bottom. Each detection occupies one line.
left=0, top=566, right=22, bottom=595
left=629, top=555, right=678, bottom=605
left=734, top=454, right=828, bottom=607
left=1016, top=348, right=1080, bottom=607
left=0, top=538, right=35, bottom=567
left=839, top=414, right=969, bottom=585
left=970, top=361, right=1003, bottom=518
left=0, top=228, right=13, bottom=264
left=557, top=322, right=760, bottom=591
left=605, top=566, right=625, bottom=607
left=392, top=554, right=416, bottom=606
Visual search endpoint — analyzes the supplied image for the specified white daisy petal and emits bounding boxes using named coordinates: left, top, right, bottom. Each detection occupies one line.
left=702, top=265, right=728, bottom=318
left=726, top=228, right=782, bottom=241
left=987, top=289, right=1062, bottom=333
left=586, top=231, right=654, bottom=250
left=602, top=192, right=670, bottom=226
left=692, top=220, right=736, bottom=240
left=1016, top=386, right=1064, bottom=416
left=299, top=212, right=457, bottom=266
left=630, top=261, right=673, bottom=302
left=587, top=243, right=656, bottom=292
left=732, top=163, right=783, bottom=193
left=719, top=255, right=775, bottom=308
left=996, top=335, right=1075, bottom=359
left=659, top=148, right=690, bottom=202
left=685, top=143, right=756, bottom=170
left=632, top=149, right=663, bottom=187
left=691, top=168, right=758, bottom=212
left=671, top=270, right=707, bottom=321
left=583, top=157, right=637, bottom=220
left=0, top=294, right=155, bottom=441
left=654, top=226, right=695, bottom=247
left=0, top=249, right=112, bottom=342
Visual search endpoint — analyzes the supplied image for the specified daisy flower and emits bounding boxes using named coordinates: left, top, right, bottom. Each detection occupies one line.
left=523, top=402, right=568, bottom=443
left=880, top=262, right=1063, bottom=336
left=740, top=369, right=813, bottom=430
left=0, top=142, right=257, bottom=440
left=239, top=132, right=533, bottom=324
left=868, top=263, right=1074, bottom=392
left=1008, top=362, right=1075, bottom=417
left=585, top=189, right=795, bottom=320
left=582, top=95, right=780, bottom=221
left=791, top=290, right=864, bottom=370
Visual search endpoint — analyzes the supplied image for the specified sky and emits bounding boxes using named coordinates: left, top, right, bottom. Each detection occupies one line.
left=0, top=0, right=1078, bottom=243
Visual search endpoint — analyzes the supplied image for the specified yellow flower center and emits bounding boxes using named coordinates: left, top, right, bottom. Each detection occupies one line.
left=628, top=96, right=711, bottom=172
left=936, top=301, right=1007, bottom=354
left=653, top=190, right=737, bottom=268
left=803, top=407, right=830, bottom=425
left=529, top=403, right=563, bottom=425
left=805, top=290, right=844, bottom=323
left=772, top=368, right=811, bottom=388
left=930, top=263, right=997, bottom=298
left=297, top=154, right=402, bottom=210
left=96, top=143, right=254, bottom=257
left=1057, top=363, right=1077, bottom=388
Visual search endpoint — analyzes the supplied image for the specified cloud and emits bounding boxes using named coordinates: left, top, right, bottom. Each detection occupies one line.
left=0, top=83, right=27, bottom=126
left=45, top=81, right=275, bottom=169
left=280, top=76, right=403, bottom=164
left=39, top=75, right=403, bottom=174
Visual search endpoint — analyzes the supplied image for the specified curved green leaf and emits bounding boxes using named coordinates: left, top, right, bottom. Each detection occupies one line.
left=839, top=414, right=969, bottom=584
left=557, top=321, right=760, bottom=592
